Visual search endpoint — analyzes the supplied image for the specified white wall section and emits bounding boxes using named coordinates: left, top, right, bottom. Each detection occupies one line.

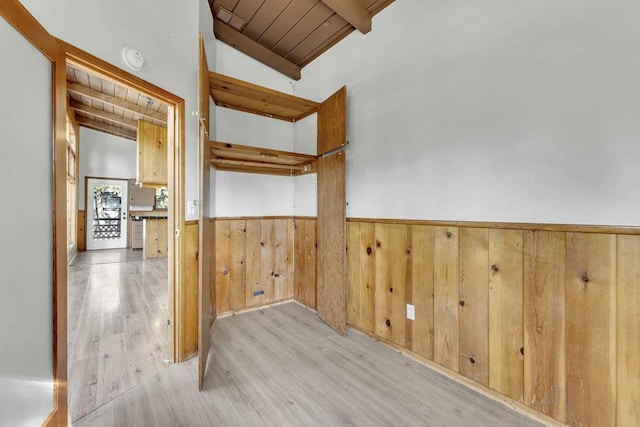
left=78, top=128, right=137, bottom=210
left=293, top=0, right=640, bottom=226
left=0, top=17, right=53, bottom=427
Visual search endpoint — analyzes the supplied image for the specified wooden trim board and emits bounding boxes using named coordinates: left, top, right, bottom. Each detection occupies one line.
left=348, top=217, right=640, bottom=236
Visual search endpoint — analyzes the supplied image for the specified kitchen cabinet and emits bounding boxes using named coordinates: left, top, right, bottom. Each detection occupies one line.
left=143, top=218, right=168, bottom=258
left=131, top=220, right=143, bottom=249
left=136, top=120, right=167, bottom=186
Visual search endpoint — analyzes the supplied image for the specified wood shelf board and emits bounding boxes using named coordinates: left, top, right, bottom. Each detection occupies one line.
left=210, top=72, right=319, bottom=122
left=210, top=140, right=316, bottom=176
left=213, top=163, right=314, bottom=176
left=210, top=140, right=317, bottom=165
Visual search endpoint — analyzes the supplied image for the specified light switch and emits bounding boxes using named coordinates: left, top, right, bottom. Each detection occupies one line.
left=406, top=304, right=415, bottom=320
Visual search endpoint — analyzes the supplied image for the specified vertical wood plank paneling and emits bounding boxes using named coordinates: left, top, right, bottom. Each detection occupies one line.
left=389, top=224, right=408, bottom=347
left=360, top=222, right=376, bottom=333
left=273, top=219, right=289, bottom=301
left=245, top=219, right=262, bottom=307
left=566, top=233, right=616, bottom=427
left=408, top=225, right=434, bottom=360
left=458, top=228, right=489, bottom=386
left=489, top=229, right=524, bottom=402
left=261, top=219, right=276, bottom=303
left=286, top=219, right=295, bottom=298
left=374, top=223, right=393, bottom=341
left=228, top=220, right=246, bottom=311
left=433, top=226, right=459, bottom=372
left=294, top=219, right=306, bottom=303
left=617, top=234, right=640, bottom=426
left=565, top=233, right=617, bottom=427
left=523, top=231, right=566, bottom=421
left=347, top=222, right=361, bottom=328
left=214, top=220, right=230, bottom=314
left=294, top=218, right=317, bottom=308
left=182, top=223, right=200, bottom=355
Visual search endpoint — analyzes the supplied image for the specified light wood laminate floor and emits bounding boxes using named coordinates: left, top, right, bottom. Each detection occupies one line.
left=74, top=302, right=542, bottom=427
left=68, top=249, right=169, bottom=421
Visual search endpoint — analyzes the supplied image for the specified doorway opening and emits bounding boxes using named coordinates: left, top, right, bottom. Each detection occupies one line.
left=61, top=42, right=185, bottom=421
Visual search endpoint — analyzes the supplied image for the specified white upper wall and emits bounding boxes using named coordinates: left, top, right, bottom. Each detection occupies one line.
left=20, top=0, right=203, bottom=219
left=0, top=17, right=53, bottom=426
left=293, top=0, right=640, bottom=226
left=78, top=128, right=137, bottom=210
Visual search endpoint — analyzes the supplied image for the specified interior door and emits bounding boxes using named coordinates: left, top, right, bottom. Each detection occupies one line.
left=316, top=87, right=347, bottom=334
left=86, top=177, right=129, bottom=250
left=198, top=35, right=213, bottom=390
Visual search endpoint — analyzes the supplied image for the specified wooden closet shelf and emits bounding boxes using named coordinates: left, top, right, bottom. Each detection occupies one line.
left=209, top=72, right=319, bottom=122
left=210, top=140, right=317, bottom=176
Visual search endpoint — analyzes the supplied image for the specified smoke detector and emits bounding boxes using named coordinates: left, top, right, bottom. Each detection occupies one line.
left=121, top=47, right=145, bottom=71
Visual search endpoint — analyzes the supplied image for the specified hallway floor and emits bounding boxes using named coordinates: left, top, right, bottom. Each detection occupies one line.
left=68, top=249, right=169, bottom=421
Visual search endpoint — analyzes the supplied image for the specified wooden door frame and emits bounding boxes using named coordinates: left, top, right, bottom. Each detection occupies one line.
left=59, top=41, right=186, bottom=365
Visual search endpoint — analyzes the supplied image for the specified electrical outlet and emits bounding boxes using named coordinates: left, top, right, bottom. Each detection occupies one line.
left=406, top=304, right=415, bottom=320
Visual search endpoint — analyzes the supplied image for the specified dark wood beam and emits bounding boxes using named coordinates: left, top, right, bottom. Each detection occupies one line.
left=214, top=20, right=301, bottom=80
left=69, top=100, right=138, bottom=130
left=320, top=0, right=372, bottom=34
left=67, top=82, right=167, bottom=124
left=75, top=115, right=136, bottom=141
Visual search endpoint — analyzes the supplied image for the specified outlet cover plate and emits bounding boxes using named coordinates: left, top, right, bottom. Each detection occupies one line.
left=406, top=304, right=415, bottom=320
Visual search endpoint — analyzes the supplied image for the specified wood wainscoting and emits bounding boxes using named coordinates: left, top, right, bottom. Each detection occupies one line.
left=346, top=218, right=640, bottom=427
left=181, top=221, right=200, bottom=359
left=210, top=217, right=317, bottom=315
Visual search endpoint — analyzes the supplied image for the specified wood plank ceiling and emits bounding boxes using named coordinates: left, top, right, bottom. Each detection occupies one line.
left=210, top=0, right=394, bottom=80
left=66, top=64, right=168, bottom=141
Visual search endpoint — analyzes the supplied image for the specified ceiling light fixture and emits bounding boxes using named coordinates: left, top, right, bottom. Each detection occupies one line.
left=121, top=47, right=145, bottom=71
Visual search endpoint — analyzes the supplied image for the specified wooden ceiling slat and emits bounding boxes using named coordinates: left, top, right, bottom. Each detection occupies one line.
left=257, top=0, right=316, bottom=49
left=240, top=0, right=291, bottom=40
left=319, top=0, right=371, bottom=34
left=69, top=100, right=139, bottom=130
left=67, top=82, right=167, bottom=124
left=272, top=2, right=334, bottom=57
left=231, top=0, right=265, bottom=21
left=285, top=15, right=348, bottom=65
left=216, top=0, right=240, bottom=11
left=75, top=115, right=137, bottom=141
left=214, top=21, right=301, bottom=80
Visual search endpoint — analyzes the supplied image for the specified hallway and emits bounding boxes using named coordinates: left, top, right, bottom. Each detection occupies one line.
left=68, top=249, right=169, bottom=421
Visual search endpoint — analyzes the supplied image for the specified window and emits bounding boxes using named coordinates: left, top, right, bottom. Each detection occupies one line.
left=155, top=187, right=168, bottom=210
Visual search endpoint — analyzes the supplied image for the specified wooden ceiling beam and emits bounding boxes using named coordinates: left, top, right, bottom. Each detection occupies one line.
left=214, top=20, right=301, bottom=80
left=75, top=115, right=137, bottom=141
left=69, top=100, right=139, bottom=130
left=67, top=82, right=167, bottom=124
left=320, top=0, right=372, bottom=34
